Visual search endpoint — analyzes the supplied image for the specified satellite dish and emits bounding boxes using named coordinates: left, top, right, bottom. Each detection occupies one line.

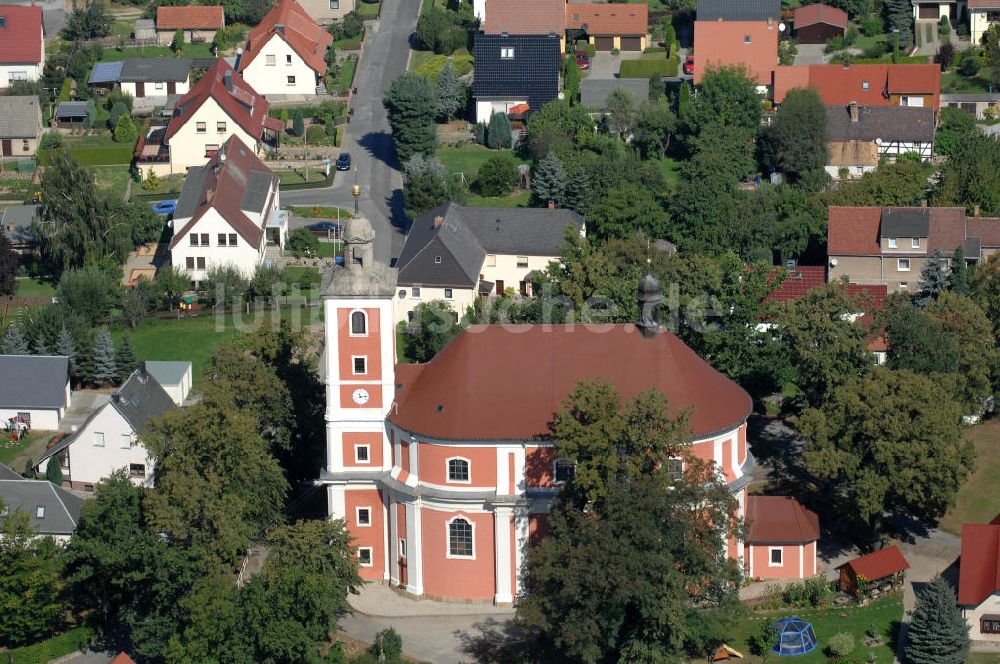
left=778, top=22, right=786, bottom=32
left=875, top=137, right=883, bottom=145
left=829, top=257, right=839, bottom=267
left=557, top=91, right=565, bottom=101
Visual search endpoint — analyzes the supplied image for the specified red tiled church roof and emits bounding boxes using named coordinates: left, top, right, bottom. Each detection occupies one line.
left=237, top=0, right=332, bottom=75
left=0, top=5, right=43, bottom=64
left=745, top=495, right=820, bottom=544
left=165, top=59, right=272, bottom=141
left=169, top=135, right=277, bottom=250
left=837, top=545, right=910, bottom=582
left=156, top=5, right=224, bottom=30
left=959, top=519, right=1000, bottom=606
left=390, top=324, right=753, bottom=441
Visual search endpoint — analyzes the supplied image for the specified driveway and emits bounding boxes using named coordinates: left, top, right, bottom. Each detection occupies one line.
left=794, top=43, right=827, bottom=65
left=585, top=50, right=642, bottom=79
left=279, top=0, right=420, bottom=267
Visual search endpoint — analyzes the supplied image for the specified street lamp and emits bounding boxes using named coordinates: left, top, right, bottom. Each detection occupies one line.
left=352, top=184, right=360, bottom=215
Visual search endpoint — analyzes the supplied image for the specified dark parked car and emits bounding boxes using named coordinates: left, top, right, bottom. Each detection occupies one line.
left=683, top=55, right=694, bottom=77
left=150, top=200, right=177, bottom=215
left=575, top=51, right=590, bottom=70
left=336, top=153, right=352, bottom=171
left=306, top=221, right=342, bottom=237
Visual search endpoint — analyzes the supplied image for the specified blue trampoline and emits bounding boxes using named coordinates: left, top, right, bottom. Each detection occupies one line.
left=771, top=617, right=818, bottom=656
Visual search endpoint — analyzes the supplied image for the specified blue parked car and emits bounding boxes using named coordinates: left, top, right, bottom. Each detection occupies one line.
left=151, top=200, right=177, bottom=215
left=336, top=153, right=352, bottom=171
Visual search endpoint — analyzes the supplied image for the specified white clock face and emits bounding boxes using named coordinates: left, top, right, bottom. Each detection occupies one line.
left=352, top=388, right=370, bottom=405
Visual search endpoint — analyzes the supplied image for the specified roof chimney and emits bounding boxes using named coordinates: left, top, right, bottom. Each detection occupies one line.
left=433, top=215, right=443, bottom=229
left=547, top=200, right=555, bottom=209
left=974, top=204, right=981, bottom=217
left=843, top=61, right=850, bottom=69
left=849, top=101, right=859, bottom=123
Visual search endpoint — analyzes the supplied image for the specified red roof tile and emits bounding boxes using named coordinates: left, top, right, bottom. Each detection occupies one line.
left=165, top=59, right=271, bottom=142
left=928, top=207, right=967, bottom=255
left=773, top=64, right=940, bottom=108
left=969, top=0, right=1000, bottom=7
left=766, top=266, right=827, bottom=303
left=967, top=217, right=1000, bottom=250
left=959, top=523, right=1000, bottom=606
left=157, top=5, right=224, bottom=30
left=565, top=3, right=648, bottom=35
left=838, top=545, right=910, bottom=582
left=110, top=655, right=136, bottom=664
left=746, top=495, right=820, bottom=543
left=793, top=3, right=848, bottom=29
left=237, top=0, right=332, bottom=75
left=693, top=20, right=778, bottom=85
left=828, top=206, right=882, bottom=256
left=169, top=135, right=277, bottom=250
left=483, top=0, right=566, bottom=35
left=0, top=6, right=43, bottom=64
left=390, top=324, right=753, bottom=441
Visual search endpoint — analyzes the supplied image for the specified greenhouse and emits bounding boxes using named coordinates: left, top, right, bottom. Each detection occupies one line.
left=771, top=617, right=818, bottom=656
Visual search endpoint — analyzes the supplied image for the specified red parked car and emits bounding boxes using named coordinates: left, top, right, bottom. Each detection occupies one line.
left=682, top=54, right=694, bottom=76
left=575, top=51, right=590, bottom=70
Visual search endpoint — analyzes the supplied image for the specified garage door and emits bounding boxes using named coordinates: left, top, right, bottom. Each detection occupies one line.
left=918, top=4, right=938, bottom=19
left=594, top=36, right=614, bottom=50
left=620, top=36, right=642, bottom=51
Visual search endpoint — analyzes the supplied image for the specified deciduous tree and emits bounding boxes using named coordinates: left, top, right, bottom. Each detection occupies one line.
left=765, top=88, right=828, bottom=189
left=587, top=184, right=670, bottom=242
left=402, top=300, right=460, bottom=362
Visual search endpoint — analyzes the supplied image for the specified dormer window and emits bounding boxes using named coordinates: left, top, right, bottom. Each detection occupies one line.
left=862, top=81, right=870, bottom=90
left=501, top=47, right=514, bottom=59
left=744, top=35, right=751, bottom=44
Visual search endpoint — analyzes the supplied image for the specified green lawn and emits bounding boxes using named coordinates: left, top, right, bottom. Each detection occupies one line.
left=731, top=594, right=902, bottom=663
left=652, top=157, right=682, bottom=188
left=331, top=56, right=358, bottom=95
left=967, top=654, right=1000, bottom=664
left=136, top=173, right=186, bottom=196
left=8, top=626, right=95, bottom=664
left=409, top=49, right=436, bottom=73
left=939, top=420, right=1000, bottom=534
left=14, top=278, right=56, bottom=298
left=92, top=164, right=131, bottom=201
left=317, top=241, right=341, bottom=258
left=0, top=430, right=49, bottom=466
left=413, top=50, right=473, bottom=78
left=436, top=143, right=503, bottom=177
left=288, top=205, right=354, bottom=219
left=941, top=69, right=997, bottom=93
left=99, top=42, right=215, bottom=61
left=356, top=0, right=380, bottom=17
left=465, top=191, right=530, bottom=208
left=276, top=169, right=329, bottom=184
left=850, top=31, right=888, bottom=53
left=111, top=307, right=322, bottom=387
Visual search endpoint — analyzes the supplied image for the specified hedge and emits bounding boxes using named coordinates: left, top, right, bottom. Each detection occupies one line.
left=9, top=626, right=95, bottom=664
left=619, top=56, right=678, bottom=78
left=37, top=146, right=133, bottom=166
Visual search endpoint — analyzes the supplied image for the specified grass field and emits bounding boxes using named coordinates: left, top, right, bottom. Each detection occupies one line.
left=288, top=205, right=353, bottom=219
left=14, top=278, right=56, bottom=297
left=968, top=654, right=1000, bottom=664
left=413, top=51, right=473, bottom=78
left=92, top=164, right=131, bottom=201
left=466, top=191, right=530, bottom=207
left=99, top=42, right=215, bottom=61
left=939, top=419, right=1000, bottom=534
left=8, top=625, right=95, bottom=664
left=941, top=69, right=997, bottom=93
left=653, top=156, right=682, bottom=188
left=0, top=430, right=49, bottom=466
left=409, top=49, right=436, bottom=73
left=436, top=143, right=502, bottom=177
left=332, top=57, right=358, bottom=96
left=730, top=594, right=902, bottom=663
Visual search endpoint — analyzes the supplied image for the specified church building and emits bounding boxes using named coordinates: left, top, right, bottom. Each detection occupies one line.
left=320, top=216, right=819, bottom=603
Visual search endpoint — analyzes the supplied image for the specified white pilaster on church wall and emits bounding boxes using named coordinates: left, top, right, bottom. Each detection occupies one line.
left=405, top=499, right=424, bottom=595
left=493, top=507, right=513, bottom=604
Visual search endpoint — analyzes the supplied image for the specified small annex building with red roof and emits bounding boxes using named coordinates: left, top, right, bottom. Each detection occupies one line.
left=139, top=58, right=283, bottom=176
left=836, top=545, right=910, bottom=596
left=318, top=225, right=821, bottom=604
left=793, top=3, right=848, bottom=44
left=0, top=5, right=45, bottom=88
left=169, top=134, right=284, bottom=287
left=959, top=514, right=1000, bottom=640
left=155, top=5, right=224, bottom=46
left=236, top=0, right=332, bottom=96
left=745, top=496, right=820, bottom=579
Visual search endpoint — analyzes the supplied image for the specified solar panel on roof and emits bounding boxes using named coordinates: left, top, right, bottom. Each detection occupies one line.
left=89, top=61, right=123, bottom=85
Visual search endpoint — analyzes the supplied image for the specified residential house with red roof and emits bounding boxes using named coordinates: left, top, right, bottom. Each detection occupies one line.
left=792, top=3, right=847, bottom=44
left=156, top=5, right=225, bottom=46
left=236, top=0, right=333, bottom=96
left=694, top=0, right=780, bottom=88
left=969, top=0, right=1000, bottom=42
left=320, top=226, right=817, bottom=603
left=825, top=102, right=936, bottom=177
left=137, top=59, right=283, bottom=176
left=169, top=135, right=285, bottom=287
left=297, top=0, right=354, bottom=25
left=482, top=0, right=567, bottom=51
left=827, top=206, right=1000, bottom=293
left=0, top=6, right=44, bottom=88
left=773, top=63, right=941, bottom=109
left=745, top=496, right=820, bottom=579
left=959, top=514, right=1000, bottom=640
left=565, top=3, right=648, bottom=51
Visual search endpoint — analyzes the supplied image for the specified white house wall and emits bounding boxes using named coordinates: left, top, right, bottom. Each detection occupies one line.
left=240, top=33, right=320, bottom=96
left=121, top=78, right=191, bottom=100
left=971, top=11, right=997, bottom=44
left=172, top=207, right=265, bottom=281
left=965, top=592, right=1000, bottom=642
left=393, top=286, right=475, bottom=325
left=56, top=403, right=155, bottom=489
left=475, top=99, right=527, bottom=124
left=0, top=25, right=44, bottom=88
left=481, top=253, right=556, bottom=291
left=0, top=406, right=60, bottom=430
left=167, top=97, right=259, bottom=173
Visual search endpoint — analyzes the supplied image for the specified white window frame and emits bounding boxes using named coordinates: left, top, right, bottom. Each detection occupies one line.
left=768, top=546, right=783, bottom=567
left=553, top=457, right=575, bottom=484
left=120, top=434, right=131, bottom=449
left=266, top=54, right=276, bottom=66
left=486, top=254, right=496, bottom=267
left=501, top=47, right=514, bottom=59
left=516, top=256, right=529, bottom=268
left=129, top=463, right=146, bottom=478
left=352, top=355, right=367, bottom=376
left=349, top=309, right=368, bottom=336
left=434, top=256, right=443, bottom=264
left=444, top=288, right=453, bottom=299
left=744, top=34, right=751, bottom=43
left=445, top=516, right=475, bottom=559
left=887, top=237, right=897, bottom=248
left=355, top=444, right=371, bottom=463
left=330, top=0, right=339, bottom=7
left=287, top=75, right=296, bottom=86
left=899, top=282, right=909, bottom=291
left=357, top=546, right=374, bottom=567
left=399, top=538, right=406, bottom=557
left=286, top=54, right=292, bottom=65
left=196, top=121, right=207, bottom=134
left=898, top=258, right=910, bottom=271
left=155, top=81, right=164, bottom=90
left=356, top=506, right=372, bottom=527
left=36, top=505, right=45, bottom=518
left=862, top=80, right=870, bottom=90
left=666, top=457, right=684, bottom=481
left=411, top=286, right=421, bottom=298
left=94, top=432, right=105, bottom=447
left=911, top=237, right=920, bottom=248
left=446, top=456, right=471, bottom=484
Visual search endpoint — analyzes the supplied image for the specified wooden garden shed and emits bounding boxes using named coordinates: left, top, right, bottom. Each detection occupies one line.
left=836, top=545, right=910, bottom=596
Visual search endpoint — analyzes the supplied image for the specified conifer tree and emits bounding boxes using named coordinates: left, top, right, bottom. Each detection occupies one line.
left=92, top=330, right=118, bottom=386
left=486, top=112, right=512, bottom=149
left=434, top=60, right=463, bottom=122
left=291, top=108, right=305, bottom=138
left=31, top=334, right=49, bottom=356
left=45, top=457, right=63, bottom=486
left=905, top=574, right=969, bottom=664
left=2, top=323, right=29, bottom=355
left=915, top=249, right=948, bottom=307
left=116, top=335, right=137, bottom=381
left=950, top=246, right=970, bottom=295
left=55, top=327, right=76, bottom=372
left=531, top=152, right=567, bottom=207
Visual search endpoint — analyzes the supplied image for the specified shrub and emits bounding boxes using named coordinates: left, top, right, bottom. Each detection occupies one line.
left=474, top=121, right=486, bottom=145
left=845, top=25, right=859, bottom=45
left=369, top=628, right=403, bottom=663
left=863, top=41, right=887, bottom=58
left=291, top=108, right=305, bottom=137
left=619, top=57, right=677, bottom=78
left=212, top=24, right=247, bottom=50
left=827, top=632, right=855, bottom=657
left=937, top=43, right=955, bottom=70
left=486, top=112, right=512, bottom=149
left=475, top=152, right=518, bottom=196
left=825, top=35, right=846, bottom=53
left=287, top=228, right=320, bottom=258
left=113, top=114, right=138, bottom=143
left=305, top=124, right=326, bottom=143
left=748, top=621, right=777, bottom=656
left=39, top=132, right=62, bottom=150
left=860, top=14, right=884, bottom=36
left=939, top=16, right=951, bottom=35
left=610, top=47, right=620, bottom=55
left=141, top=169, right=160, bottom=191
left=959, top=54, right=981, bottom=76
left=171, top=28, right=184, bottom=52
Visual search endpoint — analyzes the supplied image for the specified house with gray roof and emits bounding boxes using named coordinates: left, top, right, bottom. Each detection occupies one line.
left=0, top=469, right=84, bottom=542
left=941, top=92, right=1000, bottom=120
left=0, top=95, right=42, bottom=156
left=0, top=355, right=71, bottom=430
left=34, top=364, right=177, bottom=491
left=143, top=361, right=192, bottom=405
left=580, top=78, right=649, bottom=111
left=120, top=57, right=193, bottom=100
left=394, top=202, right=585, bottom=323
left=825, top=102, right=935, bottom=178
left=1, top=204, right=39, bottom=252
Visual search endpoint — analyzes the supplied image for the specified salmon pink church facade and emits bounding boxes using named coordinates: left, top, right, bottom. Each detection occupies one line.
left=321, top=218, right=818, bottom=603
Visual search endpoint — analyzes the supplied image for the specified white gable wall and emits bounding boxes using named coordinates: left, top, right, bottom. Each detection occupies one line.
left=0, top=23, right=45, bottom=88
left=52, top=402, right=155, bottom=489
left=240, top=33, right=320, bottom=96
left=171, top=206, right=265, bottom=283
left=121, top=78, right=191, bottom=101
left=167, top=97, right=259, bottom=173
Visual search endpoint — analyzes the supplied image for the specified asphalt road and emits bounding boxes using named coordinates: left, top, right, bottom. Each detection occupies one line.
left=280, top=0, right=420, bottom=266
